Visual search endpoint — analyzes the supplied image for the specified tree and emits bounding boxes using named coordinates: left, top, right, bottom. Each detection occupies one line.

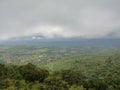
left=19, top=63, right=49, bottom=82
left=61, top=70, right=83, bottom=85
left=44, top=76, right=69, bottom=90
left=0, top=63, right=8, bottom=80
left=83, top=78, right=108, bottom=90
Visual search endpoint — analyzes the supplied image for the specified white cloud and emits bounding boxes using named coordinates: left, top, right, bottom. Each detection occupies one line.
left=0, top=0, right=120, bottom=40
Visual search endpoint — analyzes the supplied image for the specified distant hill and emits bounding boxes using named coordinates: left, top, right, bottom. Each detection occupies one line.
left=0, top=36, right=120, bottom=47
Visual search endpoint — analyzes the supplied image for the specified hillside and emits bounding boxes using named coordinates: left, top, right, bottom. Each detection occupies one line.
left=0, top=40, right=120, bottom=90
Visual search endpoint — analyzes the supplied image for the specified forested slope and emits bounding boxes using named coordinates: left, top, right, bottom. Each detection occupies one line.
left=0, top=50, right=120, bottom=90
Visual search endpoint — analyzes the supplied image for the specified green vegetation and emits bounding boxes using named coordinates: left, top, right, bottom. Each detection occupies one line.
left=0, top=57, right=120, bottom=90
left=0, top=44, right=120, bottom=90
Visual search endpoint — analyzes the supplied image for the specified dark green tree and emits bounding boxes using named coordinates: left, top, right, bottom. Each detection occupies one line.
left=61, top=70, right=83, bottom=85
left=83, top=78, right=108, bottom=90
left=19, top=63, right=49, bottom=82
left=43, top=77, right=69, bottom=90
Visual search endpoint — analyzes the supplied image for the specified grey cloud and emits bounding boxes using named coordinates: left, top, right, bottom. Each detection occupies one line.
left=0, top=0, right=120, bottom=40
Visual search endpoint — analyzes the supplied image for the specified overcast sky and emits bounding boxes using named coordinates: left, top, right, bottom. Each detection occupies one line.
left=0, top=0, right=120, bottom=40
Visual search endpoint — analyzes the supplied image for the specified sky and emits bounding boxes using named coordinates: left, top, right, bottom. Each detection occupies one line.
left=0, top=0, right=120, bottom=40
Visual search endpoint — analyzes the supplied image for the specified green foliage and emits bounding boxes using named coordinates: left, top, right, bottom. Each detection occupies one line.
left=19, top=63, right=49, bottom=82
left=43, top=77, right=69, bottom=90
left=0, top=45, right=120, bottom=90
left=0, top=63, right=8, bottom=80
left=69, top=85, right=85, bottom=90
left=83, top=78, right=108, bottom=90
left=7, top=65, right=22, bottom=80
left=61, top=70, right=83, bottom=85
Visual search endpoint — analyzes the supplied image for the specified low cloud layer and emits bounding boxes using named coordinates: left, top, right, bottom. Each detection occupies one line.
left=0, top=0, right=120, bottom=40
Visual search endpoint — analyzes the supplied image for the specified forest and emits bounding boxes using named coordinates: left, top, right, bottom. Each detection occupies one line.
left=0, top=43, right=120, bottom=90
left=0, top=55, right=120, bottom=90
